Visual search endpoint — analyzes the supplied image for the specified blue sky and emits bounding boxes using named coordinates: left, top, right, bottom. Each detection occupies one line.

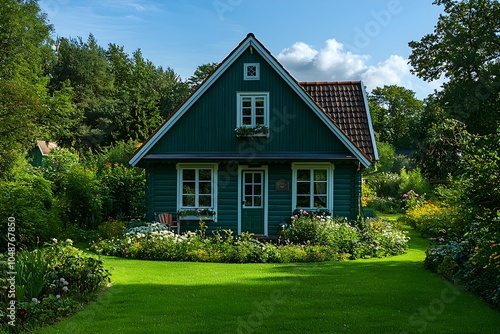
left=39, top=0, right=445, bottom=99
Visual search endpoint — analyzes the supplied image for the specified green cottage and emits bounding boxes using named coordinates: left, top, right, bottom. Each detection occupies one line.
left=129, top=33, right=378, bottom=236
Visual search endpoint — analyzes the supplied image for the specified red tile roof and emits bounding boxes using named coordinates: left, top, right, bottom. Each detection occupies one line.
left=299, top=82, right=376, bottom=162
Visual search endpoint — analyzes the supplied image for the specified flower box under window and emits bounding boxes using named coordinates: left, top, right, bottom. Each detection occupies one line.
left=177, top=209, right=216, bottom=221
left=235, top=125, right=269, bottom=138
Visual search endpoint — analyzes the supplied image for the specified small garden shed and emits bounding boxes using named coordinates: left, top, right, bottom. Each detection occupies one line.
left=29, top=140, right=58, bottom=167
left=129, top=33, right=378, bottom=236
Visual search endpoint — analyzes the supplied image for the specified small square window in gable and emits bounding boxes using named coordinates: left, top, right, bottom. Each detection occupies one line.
left=244, top=63, right=260, bottom=80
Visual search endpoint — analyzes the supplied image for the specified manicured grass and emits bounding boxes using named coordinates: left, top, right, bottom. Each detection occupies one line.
left=37, top=231, right=499, bottom=334
left=375, top=211, right=402, bottom=222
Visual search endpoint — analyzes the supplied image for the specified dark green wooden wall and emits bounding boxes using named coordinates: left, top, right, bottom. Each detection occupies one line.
left=145, top=161, right=361, bottom=236
left=149, top=48, right=351, bottom=156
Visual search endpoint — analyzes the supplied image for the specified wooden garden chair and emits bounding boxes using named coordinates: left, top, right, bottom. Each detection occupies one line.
left=155, top=213, right=180, bottom=234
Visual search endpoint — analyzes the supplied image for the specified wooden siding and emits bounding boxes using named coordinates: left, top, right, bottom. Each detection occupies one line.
left=211, top=163, right=239, bottom=232
left=145, top=161, right=360, bottom=235
left=332, top=162, right=358, bottom=219
left=149, top=49, right=351, bottom=156
left=267, top=163, right=293, bottom=233
left=146, top=163, right=177, bottom=221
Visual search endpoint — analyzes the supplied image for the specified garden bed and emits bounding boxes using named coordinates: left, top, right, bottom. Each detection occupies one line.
left=90, top=214, right=409, bottom=263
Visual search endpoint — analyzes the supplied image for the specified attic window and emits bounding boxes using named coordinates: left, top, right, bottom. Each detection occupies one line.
left=244, top=63, right=260, bottom=80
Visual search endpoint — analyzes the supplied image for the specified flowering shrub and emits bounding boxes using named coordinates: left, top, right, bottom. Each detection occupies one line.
left=354, top=218, right=410, bottom=258
left=400, top=189, right=423, bottom=211
left=0, top=239, right=110, bottom=331
left=424, top=221, right=500, bottom=307
left=404, top=202, right=459, bottom=238
left=365, top=196, right=401, bottom=214
left=289, top=214, right=409, bottom=259
left=92, top=217, right=409, bottom=264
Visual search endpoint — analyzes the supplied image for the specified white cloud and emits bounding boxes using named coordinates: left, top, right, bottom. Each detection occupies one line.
left=362, top=55, right=410, bottom=88
left=277, top=42, right=318, bottom=66
left=277, top=38, right=440, bottom=98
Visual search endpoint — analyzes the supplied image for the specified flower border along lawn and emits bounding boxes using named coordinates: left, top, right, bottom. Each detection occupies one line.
left=37, top=229, right=500, bottom=334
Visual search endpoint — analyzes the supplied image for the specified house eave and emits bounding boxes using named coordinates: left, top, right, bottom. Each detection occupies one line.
left=141, top=153, right=360, bottom=162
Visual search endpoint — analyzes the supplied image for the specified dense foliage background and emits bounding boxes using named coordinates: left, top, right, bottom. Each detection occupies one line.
left=0, top=0, right=498, bottom=317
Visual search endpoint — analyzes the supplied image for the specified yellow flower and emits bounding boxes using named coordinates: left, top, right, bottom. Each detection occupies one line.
left=483, top=265, right=488, bottom=269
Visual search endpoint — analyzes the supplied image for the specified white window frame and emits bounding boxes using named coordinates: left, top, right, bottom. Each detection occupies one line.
left=236, top=92, right=270, bottom=128
left=291, top=163, right=334, bottom=211
left=176, top=163, right=218, bottom=220
left=244, top=63, right=260, bottom=80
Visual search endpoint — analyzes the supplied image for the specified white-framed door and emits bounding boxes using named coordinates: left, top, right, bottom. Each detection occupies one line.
left=237, top=165, right=268, bottom=235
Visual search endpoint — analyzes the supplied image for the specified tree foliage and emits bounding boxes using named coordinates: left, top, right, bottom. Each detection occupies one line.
left=368, top=85, right=423, bottom=150
left=408, top=0, right=500, bottom=135
left=187, top=62, right=219, bottom=91
left=49, top=36, right=189, bottom=151
left=0, top=0, right=53, bottom=173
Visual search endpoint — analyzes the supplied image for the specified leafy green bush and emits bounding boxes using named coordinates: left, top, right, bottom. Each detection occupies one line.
left=14, top=250, right=52, bottom=301
left=365, top=196, right=401, bottom=214
left=99, top=162, right=145, bottom=219
left=424, top=225, right=500, bottom=307
left=98, top=220, right=127, bottom=239
left=42, top=148, right=79, bottom=193
left=399, top=168, right=431, bottom=197
left=366, top=172, right=402, bottom=199
left=61, top=165, right=102, bottom=230
left=0, top=156, right=60, bottom=250
left=0, top=239, right=111, bottom=332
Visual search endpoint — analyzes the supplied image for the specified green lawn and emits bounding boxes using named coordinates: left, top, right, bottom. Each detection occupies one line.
left=37, top=229, right=500, bottom=334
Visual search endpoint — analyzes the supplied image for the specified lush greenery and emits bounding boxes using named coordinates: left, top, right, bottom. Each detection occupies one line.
left=0, top=240, right=110, bottom=332
left=91, top=215, right=408, bottom=263
left=409, top=0, right=499, bottom=137
left=0, top=144, right=145, bottom=251
left=36, top=233, right=500, bottom=334
left=1, top=0, right=499, bottom=327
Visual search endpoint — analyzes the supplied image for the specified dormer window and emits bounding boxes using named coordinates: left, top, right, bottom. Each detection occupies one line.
left=244, top=63, right=260, bottom=80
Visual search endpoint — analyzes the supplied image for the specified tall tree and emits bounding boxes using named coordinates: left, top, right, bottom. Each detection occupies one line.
left=50, top=34, right=116, bottom=150
left=408, top=0, right=500, bottom=135
left=0, top=0, right=53, bottom=172
left=368, top=85, right=423, bottom=150
left=107, top=45, right=188, bottom=143
left=187, top=62, right=219, bottom=91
